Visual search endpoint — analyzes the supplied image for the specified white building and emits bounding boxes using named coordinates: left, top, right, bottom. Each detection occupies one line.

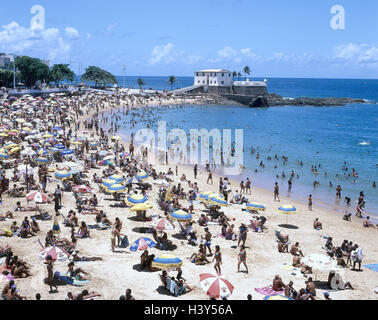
left=194, top=69, right=233, bottom=87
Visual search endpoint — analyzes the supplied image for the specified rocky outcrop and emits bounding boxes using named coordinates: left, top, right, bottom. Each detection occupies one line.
left=266, top=93, right=366, bottom=106
left=249, top=96, right=269, bottom=108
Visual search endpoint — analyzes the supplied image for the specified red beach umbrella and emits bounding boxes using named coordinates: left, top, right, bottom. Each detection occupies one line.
left=199, top=273, right=234, bottom=299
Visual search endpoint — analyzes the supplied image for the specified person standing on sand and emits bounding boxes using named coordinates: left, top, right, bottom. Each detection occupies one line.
left=246, top=178, right=251, bottom=195
left=194, top=164, right=198, bottom=179
left=44, top=255, right=58, bottom=293
left=336, top=185, right=342, bottom=199
left=237, top=245, right=248, bottom=273
left=274, top=182, right=280, bottom=202
left=308, top=195, right=313, bottom=211
left=204, top=228, right=213, bottom=256
left=207, top=171, right=213, bottom=185
left=213, top=245, right=222, bottom=275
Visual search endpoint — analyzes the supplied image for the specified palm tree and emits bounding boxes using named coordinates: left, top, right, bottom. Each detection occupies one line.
left=168, top=75, right=176, bottom=91
left=243, top=66, right=251, bottom=79
left=137, top=78, right=145, bottom=91
left=237, top=72, right=242, bottom=80
left=232, top=71, right=237, bottom=80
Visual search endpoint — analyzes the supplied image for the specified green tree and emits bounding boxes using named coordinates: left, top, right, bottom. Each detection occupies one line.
left=168, top=75, right=176, bottom=90
left=237, top=72, right=242, bottom=80
left=243, top=66, right=251, bottom=78
left=15, top=56, right=50, bottom=87
left=232, top=71, right=237, bottom=80
left=0, top=70, right=20, bottom=88
left=81, top=66, right=117, bottom=87
left=49, top=64, right=75, bottom=87
left=137, top=78, right=145, bottom=91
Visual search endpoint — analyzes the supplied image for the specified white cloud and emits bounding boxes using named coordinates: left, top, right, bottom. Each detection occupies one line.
left=334, top=43, right=378, bottom=64
left=0, top=21, right=81, bottom=62
left=240, top=48, right=256, bottom=58
left=148, top=43, right=177, bottom=65
left=65, top=27, right=80, bottom=40
left=104, top=23, right=118, bottom=35
left=218, top=46, right=237, bottom=59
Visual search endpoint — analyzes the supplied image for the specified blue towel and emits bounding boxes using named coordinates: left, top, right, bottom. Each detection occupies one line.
left=363, top=264, right=378, bottom=272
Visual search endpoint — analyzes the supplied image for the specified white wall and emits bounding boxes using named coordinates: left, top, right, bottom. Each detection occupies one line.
left=194, top=71, right=233, bottom=86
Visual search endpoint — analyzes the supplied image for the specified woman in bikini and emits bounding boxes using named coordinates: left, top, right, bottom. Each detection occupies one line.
left=213, top=245, right=222, bottom=275
left=237, top=245, right=248, bottom=273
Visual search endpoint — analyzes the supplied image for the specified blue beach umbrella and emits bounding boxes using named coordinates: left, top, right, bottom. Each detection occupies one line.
left=102, top=179, right=117, bottom=188
left=55, top=170, right=71, bottom=180
left=169, top=210, right=193, bottom=222
left=61, top=149, right=74, bottom=155
left=278, top=204, right=297, bottom=225
left=246, top=202, right=266, bottom=211
left=130, top=237, right=156, bottom=252
left=106, top=184, right=126, bottom=193
left=36, top=148, right=49, bottom=156
left=109, top=175, right=125, bottom=183
left=151, top=254, right=183, bottom=270
left=49, top=147, right=61, bottom=153
left=209, top=194, right=228, bottom=207
left=135, top=171, right=149, bottom=180
left=55, top=144, right=66, bottom=149
left=199, top=191, right=216, bottom=202
left=127, top=194, right=148, bottom=205
left=0, top=152, right=9, bottom=159
left=36, top=157, right=49, bottom=163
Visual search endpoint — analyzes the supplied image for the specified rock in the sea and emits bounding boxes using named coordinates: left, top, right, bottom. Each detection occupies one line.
left=249, top=96, right=269, bottom=108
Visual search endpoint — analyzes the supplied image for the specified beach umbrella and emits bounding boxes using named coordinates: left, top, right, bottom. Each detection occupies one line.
left=18, top=165, right=35, bottom=175
left=199, top=191, right=216, bottom=202
left=151, top=254, right=183, bottom=270
left=264, top=295, right=293, bottom=301
left=135, top=171, right=149, bottom=180
left=55, top=170, right=71, bottom=180
left=106, top=184, right=126, bottom=193
left=169, top=210, right=193, bottom=222
left=108, top=174, right=125, bottom=183
left=130, top=237, right=157, bottom=252
left=209, top=194, right=228, bottom=207
left=127, top=194, right=148, bottom=205
left=301, top=254, right=337, bottom=271
left=151, top=218, right=175, bottom=232
left=130, top=203, right=153, bottom=211
left=278, top=204, right=297, bottom=225
left=99, top=160, right=114, bottom=166
left=16, top=118, right=25, bottom=124
left=4, top=142, right=18, bottom=149
left=111, top=135, right=122, bottom=141
left=38, top=246, right=69, bottom=262
left=43, top=133, right=54, bottom=138
left=199, top=273, right=234, bottom=299
left=49, top=147, right=61, bottom=153
left=72, top=185, right=93, bottom=193
left=102, top=179, right=118, bottom=188
left=0, top=152, right=9, bottom=159
left=70, top=139, right=82, bottom=145
left=246, top=202, right=266, bottom=211
left=8, top=131, right=18, bottom=137
left=127, top=177, right=140, bottom=184
left=104, top=155, right=115, bottom=161
left=26, top=191, right=51, bottom=203
left=52, top=216, right=61, bottom=235
left=89, top=142, right=99, bottom=148
left=36, top=157, right=49, bottom=164
left=55, top=144, right=66, bottom=149
left=61, top=149, right=74, bottom=155
left=36, top=148, right=49, bottom=156
left=9, top=147, right=21, bottom=154
left=120, top=151, right=130, bottom=158
left=0, top=133, right=9, bottom=137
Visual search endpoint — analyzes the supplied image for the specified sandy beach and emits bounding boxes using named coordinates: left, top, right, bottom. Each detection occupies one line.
left=0, top=91, right=377, bottom=301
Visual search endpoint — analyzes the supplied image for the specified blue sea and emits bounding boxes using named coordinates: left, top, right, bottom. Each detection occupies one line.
left=104, top=77, right=378, bottom=218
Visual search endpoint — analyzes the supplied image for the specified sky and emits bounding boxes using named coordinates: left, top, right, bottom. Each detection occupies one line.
left=0, top=0, right=377, bottom=78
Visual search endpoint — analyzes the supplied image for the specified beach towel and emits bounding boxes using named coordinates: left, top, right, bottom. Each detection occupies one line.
left=166, top=277, right=179, bottom=297
left=254, top=286, right=284, bottom=296
left=281, top=263, right=303, bottom=278
left=363, top=264, right=378, bottom=272
left=54, top=272, right=89, bottom=287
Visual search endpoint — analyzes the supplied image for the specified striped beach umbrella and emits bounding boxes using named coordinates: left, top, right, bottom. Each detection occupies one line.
left=55, top=144, right=66, bottom=149
left=99, top=160, right=114, bottom=166
left=151, top=218, right=175, bottom=232
left=36, top=157, right=49, bottom=164
left=246, top=202, right=266, bottom=211
left=106, top=184, right=126, bottom=193
left=102, top=179, right=117, bottom=188
left=120, top=151, right=130, bottom=158
left=200, top=191, right=216, bottom=202
left=43, top=133, right=54, bottom=138
left=127, top=194, right=148, bottom=205
left=199, top=273, right=235, bottom=299
left=111, top=135, right=122, bottom=141
left=26, top=191, right=51, bottom=203
left=278, top=204, right=297, bottom=214
left=135, top=171, right=149, bottom=180
left=169, top=210, right=193, bottom=222
left=209, top=194, right=228, bottom=207
left=39, top=246, right=69, bottom=262
left=0, top=152, right=9, bottom=159
left=130, top=237, right=157, bottom=252
left=72, top=185, right=93, bottom=193
left=61, top=149, right=74, bottom=155
left=49, top=147, right=61, bottom=153
left=55, top=170, right=71, bottom=180
left=264, top=295, right=292, bottom=301
left=151, top=254, right=183, bottom=270
left=10, top=147, right=21, bottom=154
left=108, top=175, right=125, bottom=183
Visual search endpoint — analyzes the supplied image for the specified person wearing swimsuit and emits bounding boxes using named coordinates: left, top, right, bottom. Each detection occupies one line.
left=237, top=245, right=248, bottom=273
left=213, top=245, right=222, bottom=275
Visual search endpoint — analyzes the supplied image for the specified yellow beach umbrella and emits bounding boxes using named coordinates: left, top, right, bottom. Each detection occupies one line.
left=10, top=147, right=21, bottom=154
left=111, top=135, right=122, bottom=141
left=0, top=133, right=9, bottom=137
left=130, top=203, right=153, bottom=211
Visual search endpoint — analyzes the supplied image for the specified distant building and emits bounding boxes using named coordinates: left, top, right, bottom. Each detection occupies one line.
left=0, top=53, right=50, bottom=70
left=194, top=69, right=233, bottom=87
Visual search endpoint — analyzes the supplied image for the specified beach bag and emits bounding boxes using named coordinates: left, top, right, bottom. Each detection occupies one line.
left=120, top=235, right=129, bottom=248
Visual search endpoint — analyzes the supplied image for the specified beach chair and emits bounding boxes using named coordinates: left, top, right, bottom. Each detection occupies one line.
left=166, top=277, right=179, bottom=297
left=275, top=230, right=290, bottom=244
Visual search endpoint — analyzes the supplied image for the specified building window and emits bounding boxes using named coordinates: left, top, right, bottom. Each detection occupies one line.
left=198, top=80, right=200, bottom=84
left=229, top=73, right=231, bottom=77
left=210, top=81, right=212, bottom=84
left=222, top=73, right=224, bottom=77
left=221, top=81, right=224, bottom=84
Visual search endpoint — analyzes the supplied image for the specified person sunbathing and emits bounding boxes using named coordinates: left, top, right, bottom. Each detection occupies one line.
left=77, top=222, right=90, bottom=238
left=0, top=211, right=13, bottom=220
left=290, top=242, right=304, bottom=257
left=77, top=205, right=100, bottom=215
left=67, top=261, right=89, bottom=280
left=11, top=261, right=31, bottom=278
left=7, top=185, right=25, bottom=197
left=15, top=201, right=39, bottom=212
left=70, top=251, right=103, bottom=262
left=272, top=275, right=286, bottom=291
left=67, top=290, right=101, bottom=300
left=278, top=241, right=289, bottom=253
